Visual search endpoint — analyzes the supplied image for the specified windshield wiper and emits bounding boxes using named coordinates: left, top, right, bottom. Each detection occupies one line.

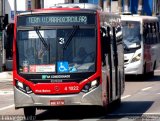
left=34, top=26, right=49, bottom=51
left=63, top=25, right=79, bottom=50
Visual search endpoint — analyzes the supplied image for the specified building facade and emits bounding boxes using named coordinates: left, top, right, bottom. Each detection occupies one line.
left=1, top=0, right=160, bottom=23
left=4, top=0, right=44, bottom=23
left=128, top=0, right=160, bottom=15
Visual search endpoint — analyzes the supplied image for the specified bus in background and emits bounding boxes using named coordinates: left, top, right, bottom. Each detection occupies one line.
left=121, top=15, right=160, bottom=76
left=13, top=3, right=124, bottom=118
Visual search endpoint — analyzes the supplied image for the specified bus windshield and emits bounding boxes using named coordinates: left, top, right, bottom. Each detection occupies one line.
left=17, top=28, right=96, bottom=74
left=122, top=21, right=141, bottom=49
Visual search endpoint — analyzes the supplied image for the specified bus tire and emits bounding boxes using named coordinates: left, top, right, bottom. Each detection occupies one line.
left=114, top=98, right=121, bottom=106
left=148, top=71, right=154, bottom=77
left=143, top=63, right=146, bottom=75
left=24, top=107, right=36, bottom=120
left=148, top=61, right=156, bottom=77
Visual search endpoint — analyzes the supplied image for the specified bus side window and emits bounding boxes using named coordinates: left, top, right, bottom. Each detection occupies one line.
left=112, top=27, right=118, bottom=67
left=148, top=23, right=152, bottom=44
left=152, top=23, right=157, bottom=44
left=159, top=22, right=160, bottom=43
left=155, top=22, right=160, bottom=43
left=101, top=27, right=110, bottom=66
left=157, top=22, right=160, bottom=43
left=155, top=22, right=159, bottom=43
left=143, top=23, right=151, bottom=45
left=157, top=22, right=160, bottom=32
left=143, top=23, right=148, bottom=44
left=150, top=23, right=155, bottom=44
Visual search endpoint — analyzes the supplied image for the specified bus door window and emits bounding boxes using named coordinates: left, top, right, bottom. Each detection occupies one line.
left=154, top=22, right=159, bottom=43
left=157, top=22, right=160, bottom=32
left=100, top=27, right=111, bottom=66
left=151, top=23, right=157, bottom=44
left=150, top=23, right=155, bottom=44
left=112, top=27, right=118, bottom=67
left=157, top=22, right=160, bottom=43
left=143, top=23, right=147, bottom=44
left=146, top=23, right=151, bottom=44
left=111, top=26, right=119, bottom=97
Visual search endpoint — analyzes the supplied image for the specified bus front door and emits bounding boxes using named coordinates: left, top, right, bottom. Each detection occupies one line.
left=109, top=27, right=119, bottom=102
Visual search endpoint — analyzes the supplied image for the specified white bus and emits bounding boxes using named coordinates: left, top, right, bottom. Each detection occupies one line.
left=121, top=15, right=160, bottom=75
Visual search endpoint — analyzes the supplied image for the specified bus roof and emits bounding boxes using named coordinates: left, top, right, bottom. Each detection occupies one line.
left=51, top=3, right=102, bottom=10
left=17, top=3, right=101, bottom=16
left=121, top=15, right=158, bottom=22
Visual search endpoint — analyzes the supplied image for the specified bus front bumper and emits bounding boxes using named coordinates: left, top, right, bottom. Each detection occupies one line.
left=14, top=86, right=103, bottom=109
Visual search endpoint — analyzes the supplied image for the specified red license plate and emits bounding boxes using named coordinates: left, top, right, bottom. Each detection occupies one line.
left=50, top=100, right=65, bottom=106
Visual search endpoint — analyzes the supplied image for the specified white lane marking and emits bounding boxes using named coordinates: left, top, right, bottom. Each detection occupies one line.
left=108, top=112, right=160, bottom=116
left=0, top=90, right=14, bottom=95
left=121, top=95, right=131, bottom=99
left=118, top=118, right=134, bottom=121
left=141, top=87, right=152, bottom=91
left=81, top=119, right=101, bottom=121
left=0, top=104, right=14, bottom=111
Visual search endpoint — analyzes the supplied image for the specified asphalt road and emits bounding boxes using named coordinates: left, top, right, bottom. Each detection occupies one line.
left=0, top=71, right=160, bottom=121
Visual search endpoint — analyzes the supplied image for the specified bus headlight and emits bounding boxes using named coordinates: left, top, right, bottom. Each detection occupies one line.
left=16, top=80, right=33, bottom=94
left=82, top=79, right=100, bottom=93
left=131, top=53, right=141, bottom=63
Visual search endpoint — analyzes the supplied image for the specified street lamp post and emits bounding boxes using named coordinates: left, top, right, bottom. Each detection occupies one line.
left=14, top=0, right=17, bottom=16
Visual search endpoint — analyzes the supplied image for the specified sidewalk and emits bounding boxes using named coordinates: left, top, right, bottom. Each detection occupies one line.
left=0, top=71, right=13, bottom=82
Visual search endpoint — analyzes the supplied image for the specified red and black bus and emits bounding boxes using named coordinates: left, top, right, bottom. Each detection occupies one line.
left=13, top=3, right=125, bottom=118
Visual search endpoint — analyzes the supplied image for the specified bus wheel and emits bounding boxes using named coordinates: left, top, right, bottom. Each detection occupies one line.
left=148, top=71, right=154, bottom=77
left=114, top=98, right=121, bottom=106
left=143, top=63, right=146, bottom=75
left=142, top=63, right=147, bottom=80
left=148, top=62, right=156, bottom=77
left=24, top=107, right=36, bottom=120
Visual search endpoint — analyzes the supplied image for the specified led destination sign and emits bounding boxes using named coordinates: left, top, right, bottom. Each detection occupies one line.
left=18, top=14, right=95, bottom=26
left=28, top=16, right=87, bottom=24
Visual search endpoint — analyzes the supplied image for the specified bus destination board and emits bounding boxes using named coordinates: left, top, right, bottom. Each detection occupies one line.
left=17, top=14, right=96, bottom=26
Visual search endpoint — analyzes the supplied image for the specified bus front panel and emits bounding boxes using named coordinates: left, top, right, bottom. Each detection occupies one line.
left=14, top=12, right=103, bottom=108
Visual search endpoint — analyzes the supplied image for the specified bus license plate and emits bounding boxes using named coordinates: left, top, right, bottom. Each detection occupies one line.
left=50, top=100, right=65, bottom=106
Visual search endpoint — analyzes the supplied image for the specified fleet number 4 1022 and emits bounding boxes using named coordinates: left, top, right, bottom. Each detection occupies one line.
left=64, top=86, right=79, bottom=91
